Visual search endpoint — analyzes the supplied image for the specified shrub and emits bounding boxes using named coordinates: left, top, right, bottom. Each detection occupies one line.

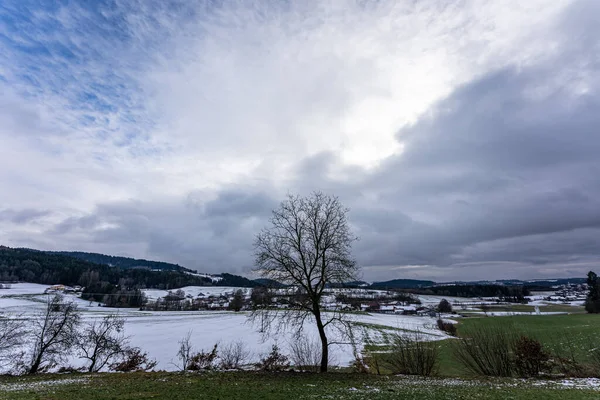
left=453, top=325, right=516, bottom=377
left=436, top=319, right=457, bottom=336
left=382, top=332, right=439, bottom=376
left=255, top=345, right=289, bottom=372
left=219, top=341, right=250, bottom=370
left=175, top=331, right=194, bottom=371
left=110, top=347, right=157, bottom=372
left=513, top=336, right=551, bottom=377
left=188, top=344, right=218, bottom=371
left=289, top=336, right=321, bottom=372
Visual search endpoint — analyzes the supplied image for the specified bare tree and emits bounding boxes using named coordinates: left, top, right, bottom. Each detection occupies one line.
left=175, top=330, right=194, bottom=371
left=0, top=313, right=28, bottom=371
left=28, top=294, right=80, bottom=374
left=78, top=314, right=129, bottom=372
left=251, top=192, right=358, bottom=372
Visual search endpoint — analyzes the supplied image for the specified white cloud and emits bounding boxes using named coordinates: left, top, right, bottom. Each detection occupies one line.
left=3, top=0, right=599, bottom=280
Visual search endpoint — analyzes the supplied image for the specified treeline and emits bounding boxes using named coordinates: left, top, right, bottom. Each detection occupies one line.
left=0, top=247, right=258, bottom=307
left=50, top=251, right=193, bottom=272
left=408, top=284, right=530, bottom=303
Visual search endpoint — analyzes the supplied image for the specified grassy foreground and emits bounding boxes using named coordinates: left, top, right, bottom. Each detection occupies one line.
left=436, top=312, right=600, bottom=376
left=1, top=372, right=599, bottom=400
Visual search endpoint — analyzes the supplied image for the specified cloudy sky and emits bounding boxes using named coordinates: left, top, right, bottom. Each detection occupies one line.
left=1, top=0, right=599, bottom=282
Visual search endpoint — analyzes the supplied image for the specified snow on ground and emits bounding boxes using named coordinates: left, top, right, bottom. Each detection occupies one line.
left=1, top=283, right=450, bottom=372
left=0, top=282, right=52, bottom=296
left=4, top=282, right=584, bottom=373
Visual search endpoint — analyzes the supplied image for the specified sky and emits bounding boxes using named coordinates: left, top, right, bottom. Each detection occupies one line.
left=1, top=0, right=599, bottom=282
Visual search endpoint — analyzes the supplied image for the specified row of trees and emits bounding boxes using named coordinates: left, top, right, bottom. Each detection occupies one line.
left=0, top=295, right=155, bottom=374
left=409, top=285, right=530, bottom=303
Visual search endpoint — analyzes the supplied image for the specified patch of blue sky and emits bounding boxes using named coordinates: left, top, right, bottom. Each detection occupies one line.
left=0, top=0, right=154, bottom=141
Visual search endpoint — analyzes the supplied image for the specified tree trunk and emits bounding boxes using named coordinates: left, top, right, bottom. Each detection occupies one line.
left=29, top=352, right=43, bottom=374
left=314, top=311, right=328, bottom=372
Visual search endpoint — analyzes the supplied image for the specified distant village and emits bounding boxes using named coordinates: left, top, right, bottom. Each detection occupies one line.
left=0, top=280, right=587, bottom=314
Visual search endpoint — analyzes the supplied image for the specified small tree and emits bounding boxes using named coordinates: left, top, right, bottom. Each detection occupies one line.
left=175, top=331, right=194, bottom=371
left=585, top=271, right=600, bottom=314
left=251, top=192, right=359, bottom=372
left=78, top=314, right=129, bottom=372
left=437, top=299, right=452, bottom=314
left=229, top=290, right=244, bottom=312
left=28, top=295, right=80, bottom=374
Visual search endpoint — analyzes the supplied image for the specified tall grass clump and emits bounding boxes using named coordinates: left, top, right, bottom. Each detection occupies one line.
left=382, top=332, right=439, bottom=376
left=453, top=324, right=516, bottom=377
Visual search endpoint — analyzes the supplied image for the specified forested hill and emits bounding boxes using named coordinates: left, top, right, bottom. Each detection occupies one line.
left=49, top=251, right=193, bottom=273
left=0, top=246, right=259, bottom=290
left=0, top=246, right=212, bottom=288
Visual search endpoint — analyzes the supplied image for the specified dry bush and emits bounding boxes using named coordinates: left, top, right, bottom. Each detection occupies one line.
left=382, top=332, right=439, bottom=376
left=289, top=336, right=322, bottom=372
left=436, top=319, right=457, bottom=336
left=0, top=313, right=28, bottom=373
left=453, top=324, right=516, bottom=377
left=219, top=341, right=251, bottom=370
left=513, top=336, right=551, bottom=377
left=255, top=344, right=289, bottom=372
left=188, top=344, right=218, bottom=371
left=175, top=331, right=194, bottom=371
left=110, top=347, right=157, bottom=372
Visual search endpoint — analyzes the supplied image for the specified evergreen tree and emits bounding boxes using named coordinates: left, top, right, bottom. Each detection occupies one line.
left=229, top=289, right=244, bottom=312
left=585, top=271, right=600, bottom=314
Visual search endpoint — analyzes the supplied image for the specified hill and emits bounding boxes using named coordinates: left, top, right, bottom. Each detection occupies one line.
left=50, top=251, right=193, bottom=273
left=48, top=250, right=260, bottom=287
left=0, top=246, right=259, bottom=306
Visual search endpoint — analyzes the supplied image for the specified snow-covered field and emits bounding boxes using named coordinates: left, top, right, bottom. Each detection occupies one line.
left=0, top=283, right=448, bottom=372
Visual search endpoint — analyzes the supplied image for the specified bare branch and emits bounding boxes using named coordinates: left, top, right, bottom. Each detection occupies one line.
left=251, top=192, right=359, bottom=372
